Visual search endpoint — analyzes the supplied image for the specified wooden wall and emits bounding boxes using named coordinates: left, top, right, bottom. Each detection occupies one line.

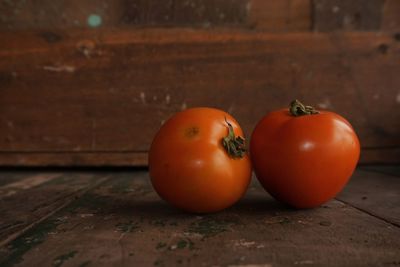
left=0, top=0, right=399, bottom=166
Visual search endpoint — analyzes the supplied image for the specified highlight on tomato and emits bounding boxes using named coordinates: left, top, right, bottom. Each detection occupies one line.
left=250, top=100, right=360, bottom=209
left=149, top=107, right=252, bottom=213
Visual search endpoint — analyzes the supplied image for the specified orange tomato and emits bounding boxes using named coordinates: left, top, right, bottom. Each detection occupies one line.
left=250, top=100, right=360, bottom=208
left=149, top=107, right=252, bottom=213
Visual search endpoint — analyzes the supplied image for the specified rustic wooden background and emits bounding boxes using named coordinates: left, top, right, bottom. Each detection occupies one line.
left=0, top=0, right=399, bottom=166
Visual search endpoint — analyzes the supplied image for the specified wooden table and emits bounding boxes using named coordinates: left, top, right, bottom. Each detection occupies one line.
left=0, top=166, right=399, bottom=267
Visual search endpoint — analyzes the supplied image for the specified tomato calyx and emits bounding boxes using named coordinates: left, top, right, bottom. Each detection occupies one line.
left=222, top=118, right=246, bottom=159
left=289, top=99, right=319, bottom=116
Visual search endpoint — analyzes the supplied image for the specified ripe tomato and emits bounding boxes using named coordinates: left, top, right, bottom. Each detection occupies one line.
left=250, top=100, right=360, bottom=208
left=149, top=107, right=252, bottom=213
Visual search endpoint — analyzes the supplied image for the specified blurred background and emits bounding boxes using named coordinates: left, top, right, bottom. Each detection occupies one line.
left=0, top=0, right=399, bottom=167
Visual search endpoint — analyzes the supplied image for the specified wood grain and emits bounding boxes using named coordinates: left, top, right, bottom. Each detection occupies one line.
left=1, top=29, right=399, bottom=166
left=0, top=171, right=41, bottom=186
left=359, top=148, right=400, bottom=165
left=337, top=169, right=400, bottom=227
left=0, top=172, right=110, bottom=247
left=0, top=148, right=398, bottom=167
left=0, top=0, right=249, bottom=30
left=247, top=0, right=311, bottom=31
left=313, top=0, right=384, bottom=31
left=0, top=169, right=399, bottom=266
left=0, top=152, right=148, bottom=167
left=0, top=0, right=311, bottom=31
left=382, top=0, right=400, bottom=32
left=361, top=165, right=400, bottom=177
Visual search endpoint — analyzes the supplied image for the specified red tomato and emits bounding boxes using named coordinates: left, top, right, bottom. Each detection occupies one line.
left=149, top=107, right=252, bottom=213
left=250, top=100, right=360, bottom=208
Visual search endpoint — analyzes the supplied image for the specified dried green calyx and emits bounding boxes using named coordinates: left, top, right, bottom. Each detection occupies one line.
left=289, top=99, right=319, bottom=116
left=221, top=118, right=246, bottom=159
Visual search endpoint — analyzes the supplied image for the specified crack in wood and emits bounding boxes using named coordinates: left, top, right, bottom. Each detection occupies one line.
left=334, top=198, right=400, bottom=228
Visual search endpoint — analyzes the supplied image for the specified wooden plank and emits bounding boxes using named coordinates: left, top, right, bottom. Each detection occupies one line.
left=0, top=171, right=46, bottom=187
left=313, top=0, right=384, bottom=31
left=359, top=147, right=400, bottom=165
left=0, top=0, right=248, bottom=30
left=0, top=171, right=110, bottom=248
left=382, top=0, right=400, bottom=32
left=0, top=30, right=400, bottom=166
left=360, top=165, right=400, bottom=177
left=0, top=152, right=147, bottom=167
left=1, top=173, right=61, bottom=192
left=0, top=0, right=314, bottom=31
left=0, top=169, right=399, bottom=266
left=337, top=169, right=400, bottom=226
left=0, top=149, right=398, bottom=167
left=247, top=0, right=311, bottom=31
left=172, top=0, right=248, bottom=27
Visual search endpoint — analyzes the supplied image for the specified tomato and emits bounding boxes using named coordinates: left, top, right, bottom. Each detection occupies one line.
left=250, top=100, right=360, bottom=209
left=149, top=107, right=252, bottom=213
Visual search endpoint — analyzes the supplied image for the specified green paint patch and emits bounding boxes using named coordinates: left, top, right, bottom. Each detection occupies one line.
left=0, top=179, right=110, bottom=267
left=64, top=193, right=111, bottom=214
left=53, top=250, right=78, bottom=267
left=170, top=239, right=195, bottom=250
left=154, top=259, right=164, bottom=266
left=0, top=219, right=62, bottom=267
left=116, top=220, right=139, bottom=233
left=151, top=219, right=167, bottom=227
left=177, top=240, right=187, bottom=249
left=87, top=14, right=102, bottom=27
left=188, top=239, right=195, bottom=250
left=280, top=217, right=291, bottom=225
left=110, top=175, right=134, bottom=194
left=79, top=261, right=91, bottom=267
left=188, top=218, right=235, bottom=238
left=156, top=242, right=167, bottom=250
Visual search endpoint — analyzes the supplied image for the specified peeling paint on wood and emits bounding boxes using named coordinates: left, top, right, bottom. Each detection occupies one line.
left=43, top=65, right=76, bottom=73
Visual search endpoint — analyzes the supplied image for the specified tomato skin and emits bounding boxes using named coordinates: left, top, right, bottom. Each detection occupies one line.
left=149, top=107, right=252, bottom=213
left=250, top=109, right=360, bottom=209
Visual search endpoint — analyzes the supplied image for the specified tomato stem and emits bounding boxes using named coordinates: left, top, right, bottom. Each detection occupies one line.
left=221, top=117, right=246, bottom=159
left=289, top=99, right=319, bottom=116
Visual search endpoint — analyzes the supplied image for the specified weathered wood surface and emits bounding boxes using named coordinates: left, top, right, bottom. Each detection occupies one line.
left=0, top=168, right=399, bottom=267
left=0, top=171, right=41, bottom=187
left=313, top=0, right=384, bottom=31
left=0, top=0, right=312, bottom=32
left=337, top=169, right=400, bottom=227
left=247, top=0, right=311, bottom=31
left=0, top=30, right=399, bottom=166
left=1, top=0, right=397, bottom=32
left=0, top=0, right=248, bottom=30
left=361, top=165, right=400, bottom=177
left=0, top=171, right=110, bottom=248
left=382, top=0, right=400, bottom=32
left=0, top=152, right=148, bottom=167
left=359, top=147, right=400, bottom=165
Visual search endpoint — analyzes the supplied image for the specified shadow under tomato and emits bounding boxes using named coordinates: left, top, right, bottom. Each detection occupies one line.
left=102, top=190, right=297, bottom=221
left=228, top=192, right=298, bottom=215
